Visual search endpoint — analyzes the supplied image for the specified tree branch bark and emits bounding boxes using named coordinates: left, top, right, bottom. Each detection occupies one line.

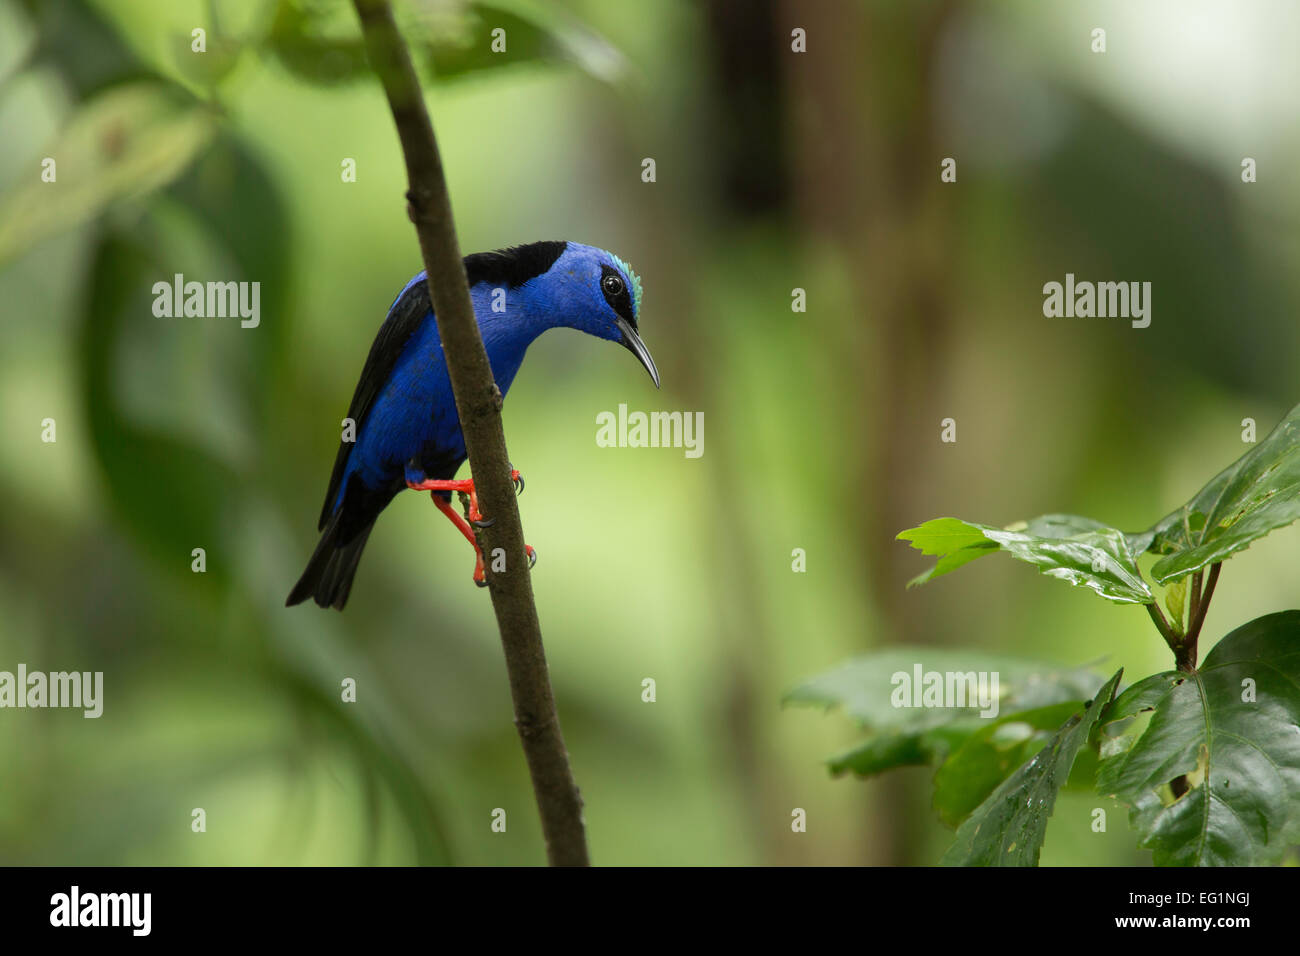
left=350, top=0, right=589, bottom=866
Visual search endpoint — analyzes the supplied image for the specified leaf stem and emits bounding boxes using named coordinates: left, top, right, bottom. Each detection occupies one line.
left=1188, top=569, right=1203, bottom=630
left=1178, top=563, right=1222, bottom=672
left=1145, top=600, right=1178, bottom=651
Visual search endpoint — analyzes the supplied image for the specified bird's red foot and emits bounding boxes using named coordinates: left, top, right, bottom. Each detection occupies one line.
left=407, top=471, right=532, bottom=585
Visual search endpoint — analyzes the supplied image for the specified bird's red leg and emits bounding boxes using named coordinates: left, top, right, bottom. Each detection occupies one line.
left=406, top=471, right=533, bottom=585
left=431, top=493, right=486, bottom=585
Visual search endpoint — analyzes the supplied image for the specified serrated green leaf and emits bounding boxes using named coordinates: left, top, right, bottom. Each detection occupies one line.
left=1138, top=404, right=1300, bottom=584
left=941, top=669, right=1123, bottom=866
left=787, top=649, right=1107, bottom=778
left=1096, top=611, right=1300, bottom=866
left=899, top=514, right=1154, bottom=604
left=827, top=735, right=929, bottom=777
left=826, top=719, right=990, bottom=777
left=933, top=701, right=1083, bottom=827
left=787, top=648, right=1105, bottom=727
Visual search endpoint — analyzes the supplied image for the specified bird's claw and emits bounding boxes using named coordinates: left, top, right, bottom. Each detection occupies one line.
left=470, top=545, right=533, bottom=584
left=424, top=467, right=532, bottom=586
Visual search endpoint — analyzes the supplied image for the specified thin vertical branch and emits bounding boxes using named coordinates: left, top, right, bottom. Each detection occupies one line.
left=350, top=0, right=589, bottom=866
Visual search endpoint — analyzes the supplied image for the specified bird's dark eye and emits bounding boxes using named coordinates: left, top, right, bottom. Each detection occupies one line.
left=602, top=274, right=623, bottom=296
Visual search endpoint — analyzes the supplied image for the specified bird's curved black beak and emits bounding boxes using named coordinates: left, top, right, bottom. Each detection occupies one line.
left=616, top=316, right=660, bottom=389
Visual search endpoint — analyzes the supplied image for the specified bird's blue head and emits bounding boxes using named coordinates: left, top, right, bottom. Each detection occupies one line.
left=471, top=240, right=659, bottom=389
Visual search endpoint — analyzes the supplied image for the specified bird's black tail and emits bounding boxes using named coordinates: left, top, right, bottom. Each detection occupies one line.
left=286, top=507, right=378, bottom=611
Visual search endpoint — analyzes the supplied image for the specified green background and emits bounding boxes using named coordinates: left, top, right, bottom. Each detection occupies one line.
left=1, top=0, right=1298, bottom=865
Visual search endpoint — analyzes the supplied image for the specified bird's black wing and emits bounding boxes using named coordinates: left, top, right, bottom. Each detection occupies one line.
left=317, top=278, right=432, bottom=530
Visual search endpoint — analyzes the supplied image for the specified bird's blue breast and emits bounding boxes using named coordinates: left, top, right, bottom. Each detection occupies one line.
left=331, top=283, right=534, bottom=512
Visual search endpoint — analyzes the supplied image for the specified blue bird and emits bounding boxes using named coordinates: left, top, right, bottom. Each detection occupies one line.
left=287, top=240, right=659, bottom=610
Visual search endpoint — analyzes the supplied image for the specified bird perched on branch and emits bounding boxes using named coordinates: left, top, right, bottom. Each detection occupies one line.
left=287, top=240, right=659, bottom=610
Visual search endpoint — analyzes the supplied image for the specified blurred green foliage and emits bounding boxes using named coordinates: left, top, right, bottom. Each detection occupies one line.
left=1, top=0, right=1298, bottom=866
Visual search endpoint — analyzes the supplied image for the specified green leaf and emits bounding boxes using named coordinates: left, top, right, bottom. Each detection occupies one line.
left=898, top=514, right=1154, bottom=604
left=421, top=1, right=626, bottom=84
left=265, top=0, right=626, bottom=87
left=0, top=82, right=215, bottom=265
left=265, top=0, right=370, bottom=86
left=787, top=649, right=1107, bottom=777
left=1096, top=611, right=1300, bottom=866
left=932, top=701, right=1083, bottom=827
left=941, top=669, right=1123, bottom=866
left=787, top=648, right=1106, bottom=727
left=1138, top=403, right=1300, bottom=584
left=827, top=720, right=980, bottom=777
left=828, top=726, right=949, bottom=776
left=16, top=0, right=150, bottom=98
left=165, top=133, right=293, bottom=411
left=79, top=231, right=239, bottom=584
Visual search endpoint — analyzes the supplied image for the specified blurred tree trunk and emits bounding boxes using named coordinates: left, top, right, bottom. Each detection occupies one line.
left=599, top=0, right=964, bottom=864
left=782, top=0, right=962, bottom=864
left=696, top=0, right=804, bottom=864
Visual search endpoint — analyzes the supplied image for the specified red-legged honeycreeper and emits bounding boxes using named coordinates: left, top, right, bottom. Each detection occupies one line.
left=287, top=240, right=659, bottom=610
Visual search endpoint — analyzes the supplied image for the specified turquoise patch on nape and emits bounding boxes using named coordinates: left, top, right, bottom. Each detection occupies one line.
left=609, top=252, right=643, bottom=316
